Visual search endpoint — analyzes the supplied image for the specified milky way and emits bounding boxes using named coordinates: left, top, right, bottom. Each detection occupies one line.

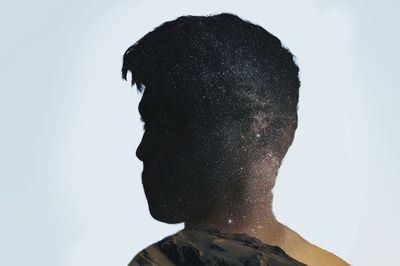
left=122, top=12, right=299, bottom=235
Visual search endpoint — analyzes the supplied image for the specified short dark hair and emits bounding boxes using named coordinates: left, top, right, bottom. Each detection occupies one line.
left=122, top=13, right=300, bottom=157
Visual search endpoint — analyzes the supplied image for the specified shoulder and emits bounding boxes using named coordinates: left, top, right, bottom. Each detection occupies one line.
left=280, top=225, right=350, bottom=266
left=128, top=243, right=175, bottom=266
left=304, top=243, right=349, bottom=266
left=128, top=228, right=307, bottom=266
left=127, top=229, right=197, bottom=266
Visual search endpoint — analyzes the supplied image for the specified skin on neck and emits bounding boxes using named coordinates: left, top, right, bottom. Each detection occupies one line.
left=181, top=122, right=349, bottom=265
left=184, top=156, right=286, bottom=247
left=183, top=155, right=350, bottom=266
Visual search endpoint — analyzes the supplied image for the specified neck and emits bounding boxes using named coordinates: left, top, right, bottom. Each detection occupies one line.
left=184, top=176, right=284, bottom=245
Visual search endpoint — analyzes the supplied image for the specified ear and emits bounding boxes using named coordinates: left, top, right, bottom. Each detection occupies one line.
left=251, top=112, right=270, bottom=134
left=250, top=112, right=274, bottom=149
left=250, top=111, right=296, bottom=162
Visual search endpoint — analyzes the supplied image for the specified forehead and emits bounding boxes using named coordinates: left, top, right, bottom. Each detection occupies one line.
left=138, top=85, right=197, bottom=117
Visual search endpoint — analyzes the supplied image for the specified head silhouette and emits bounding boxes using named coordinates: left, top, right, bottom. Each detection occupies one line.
left=122, top=13, right=300, bottom=224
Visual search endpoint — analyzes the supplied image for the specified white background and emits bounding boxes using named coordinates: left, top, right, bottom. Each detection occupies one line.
left=1, top=0, right=399, bottom=265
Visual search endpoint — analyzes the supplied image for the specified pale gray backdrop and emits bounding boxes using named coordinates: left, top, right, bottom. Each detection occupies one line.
left=1, top=0, right=398, bottom=265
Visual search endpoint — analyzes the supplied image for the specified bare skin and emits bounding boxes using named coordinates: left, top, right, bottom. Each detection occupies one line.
left=130, top=140, right=349, bottom=266
left=182, top=150, right=349, bottom=266
left=185, top=178, right=349, bottom=266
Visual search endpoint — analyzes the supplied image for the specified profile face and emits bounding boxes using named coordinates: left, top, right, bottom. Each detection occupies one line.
left=136, top=84, right=249, bottom=224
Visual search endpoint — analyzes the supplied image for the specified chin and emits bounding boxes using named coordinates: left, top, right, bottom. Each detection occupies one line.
left=148, top=203, right=186, bottom=224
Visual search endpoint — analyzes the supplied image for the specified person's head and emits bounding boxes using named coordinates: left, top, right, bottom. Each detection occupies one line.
left=122, top=13, right=300, bottom=224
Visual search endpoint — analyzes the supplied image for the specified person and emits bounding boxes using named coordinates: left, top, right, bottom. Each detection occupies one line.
left=122, top=13, right=349, bottom=266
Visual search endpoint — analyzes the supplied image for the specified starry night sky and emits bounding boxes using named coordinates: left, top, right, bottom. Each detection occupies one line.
left=122, top=13, right=300, bottom=229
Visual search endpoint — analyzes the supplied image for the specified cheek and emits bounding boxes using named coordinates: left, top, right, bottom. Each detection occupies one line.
left=162, top=120, right=246, bottom=193
left=189, top=138, right=242, bottom=191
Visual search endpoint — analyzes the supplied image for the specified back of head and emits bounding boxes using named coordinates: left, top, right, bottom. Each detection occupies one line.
left=122, top=13, right=300, bottom=159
